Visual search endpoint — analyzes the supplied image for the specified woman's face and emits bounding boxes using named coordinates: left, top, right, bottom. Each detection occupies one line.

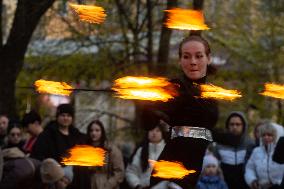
left=179, top=41, right=211, bottom=80
left=89, top=124, right=102, bottom=143
left=8, top=127, right=22, bottom=145
left=262, top=132, right=274, bottom=145
left=148, top=127, right=163, bottom=144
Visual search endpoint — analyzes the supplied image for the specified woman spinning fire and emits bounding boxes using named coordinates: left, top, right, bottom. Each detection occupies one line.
left=143, top=34, right=219, bottom=189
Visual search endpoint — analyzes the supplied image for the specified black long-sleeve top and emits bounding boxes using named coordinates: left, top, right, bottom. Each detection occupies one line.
left=141, top=75, right=219, bottom=130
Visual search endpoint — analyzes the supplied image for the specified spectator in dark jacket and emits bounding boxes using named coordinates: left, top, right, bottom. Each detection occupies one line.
left=22, top=110, right=43, bottom=154
left=31, top=104, right=86, bottom=163
left=213, top=111, right=254, bottom=189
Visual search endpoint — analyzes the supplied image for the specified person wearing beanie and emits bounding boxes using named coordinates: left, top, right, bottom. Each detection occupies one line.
left=196, top=154, right=228, bottom=189
left=31, top=103, right=86, bottom=163
left=22, top=110, right=43, bottom=154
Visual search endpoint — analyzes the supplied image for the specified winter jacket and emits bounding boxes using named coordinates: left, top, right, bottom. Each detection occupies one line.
left=31, top=121, right=86, bottom=162
left=89, top=142, right=124, bottom=189
left=213, top=111, right=254, bottom=189
left=245, top=143, right=284, bottom=188
left=196, top=176, right=228, bottom=189
left=126, top=140, right=165, bottom=188
left=0, top=157, right=41, bottom=189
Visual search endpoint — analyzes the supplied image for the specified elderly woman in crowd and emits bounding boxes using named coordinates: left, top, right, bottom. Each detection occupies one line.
left=245, top=122, right=284, bottom=189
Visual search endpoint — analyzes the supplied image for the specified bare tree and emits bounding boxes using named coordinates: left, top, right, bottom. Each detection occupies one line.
left=0, top=0, right=55, bottom=117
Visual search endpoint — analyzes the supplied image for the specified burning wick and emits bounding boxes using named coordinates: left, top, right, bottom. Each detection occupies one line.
left=200, top=84, right=242, bottom=101
left=69, top=3, right=107, bottom=24
left=164, top=8, right=209, bottom=31
left=149, top=160, right=196, bottom=179
left=260, top=83, right=284, bottom=99
left=112, top=76, right=178, bottom=102
left=34, top=79, right=73, bottom=96
left=62, top=145, right=106, bottom=167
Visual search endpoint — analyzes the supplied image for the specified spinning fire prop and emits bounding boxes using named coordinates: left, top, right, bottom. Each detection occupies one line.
left=165, top=8, right=209, bottom=30
left=260, top=83, right=284, bottom=99
left=200, top=84, right=242, bottom=101
left=62, top=145, right=106, bottom=166
left=149, top=160, right=196, bottom=179
left=69, top=3, right=106, bottom=24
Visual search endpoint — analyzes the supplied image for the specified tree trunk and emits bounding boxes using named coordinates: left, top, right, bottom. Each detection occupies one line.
left=190, top=0, right=204, bottom=36
left=0, top=0, right=55, bottom=117
left=156, top=0, right=178, bottom=75
left=146, top=0, right=153, bottom=70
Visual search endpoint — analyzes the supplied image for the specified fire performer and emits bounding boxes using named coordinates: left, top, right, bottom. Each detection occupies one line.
left=145, top=34, right=219, bottom=189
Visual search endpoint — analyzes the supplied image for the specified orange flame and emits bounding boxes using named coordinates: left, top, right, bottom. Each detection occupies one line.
left=149, top=160, right=196, bottom=179
left=69, top=3, right=106, bottom=24
left=112, top=76, right=178, bottom=102
left=165, top=8, right=209, bottom=30
left=34, top=79, right=73, bottom=96
left=200, top=84, right=242, bottom=101
left=62, top=145, right=106, bottom=166
left=260, top=83, right=284, bottom=99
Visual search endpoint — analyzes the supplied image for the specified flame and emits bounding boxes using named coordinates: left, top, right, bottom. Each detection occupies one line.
left=260, top=83, right=284, bottom=99
left=34, top=79, right=73, bottom=96
left=62, top=145, right=106, bottom=166
left=165, top=8, right=209, bottom=30
left=200, top=84, right=242, bottom=100
left=69, top=3, right=106, bottom=24
left=149, top=160, right=196, bottom=179
left=112, top=76, right=178, bottom=102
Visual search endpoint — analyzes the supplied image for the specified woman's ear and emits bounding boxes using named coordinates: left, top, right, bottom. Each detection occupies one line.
left=208, top=56, right=212, bottom=65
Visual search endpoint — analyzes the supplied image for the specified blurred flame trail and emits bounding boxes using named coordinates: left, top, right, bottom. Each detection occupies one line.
left=200, top=84, right=242, bottom=101
left=260, top=83, right=284, bottom=99
left=34, top=79, right=73, bottom=96
left=165, top=8, right=209, bottom=30
left=112, top=76, right=178, bottom=102
left=62, top=145, right=106, bottom=166
left=69, top=3, right=106, bottom=24
left=149, top=160, right=196, bottom=179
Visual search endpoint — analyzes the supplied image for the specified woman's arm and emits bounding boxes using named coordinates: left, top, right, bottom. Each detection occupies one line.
left=106, top=145, right=125, bottom=188
left=125, top=148, right=143, bottom=189
left=244, top=149, right=258, bottom=187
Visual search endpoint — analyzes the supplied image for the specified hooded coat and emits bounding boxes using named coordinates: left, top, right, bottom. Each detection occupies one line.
left=245, top=138, right=284, bottom=188
left=213, top=112, right=254, bottom=189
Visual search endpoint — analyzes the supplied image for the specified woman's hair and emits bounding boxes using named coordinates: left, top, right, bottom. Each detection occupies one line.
left=178, top=34, right=211, bottom=58
left=86, top=120, right=107, bottom=147
left=259, top=122, right=277, bottom=142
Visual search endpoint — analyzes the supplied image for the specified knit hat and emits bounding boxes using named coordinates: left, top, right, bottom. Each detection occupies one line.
left=56, top=104, right=74, bottom=117
left=40, top=158, right=64, bottom=184
left=202, top=154, right=219, bottom=170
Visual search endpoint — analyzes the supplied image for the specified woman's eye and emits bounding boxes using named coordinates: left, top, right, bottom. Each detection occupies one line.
left=196, top=54, right=203, bottom=59
left=183, top=55, right=189, bottom=59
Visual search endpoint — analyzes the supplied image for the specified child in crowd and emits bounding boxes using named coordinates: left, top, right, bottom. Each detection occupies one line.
left=196, top=154, right=228, bottom=189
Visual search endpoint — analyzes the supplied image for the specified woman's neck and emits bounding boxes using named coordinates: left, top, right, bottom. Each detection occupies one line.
left=92, top=141, right=101, bottom=147
left=182, top=74, right=206, bottom=84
